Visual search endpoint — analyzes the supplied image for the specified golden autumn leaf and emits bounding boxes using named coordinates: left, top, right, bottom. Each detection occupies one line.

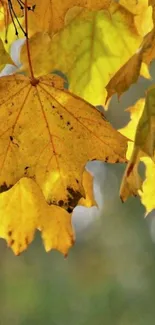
left=20, top=1, right=142, bottom=106
left=0, top=73, right=127, bottom=212
left=0, top=177, right=74, bottom=256
left=119, top=87, right=155, bottom=202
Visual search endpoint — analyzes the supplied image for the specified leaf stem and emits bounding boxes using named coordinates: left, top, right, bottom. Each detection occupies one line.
left=24, top=0, right=38, bottom=85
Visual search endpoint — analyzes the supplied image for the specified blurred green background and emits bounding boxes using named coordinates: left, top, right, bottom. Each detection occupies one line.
left=1, top=26, right=155, bottom=325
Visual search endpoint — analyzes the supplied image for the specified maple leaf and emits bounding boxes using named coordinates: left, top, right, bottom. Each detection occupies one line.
left=20, top=1, right=142, bottom=105
left=0, top=73, right=127, bottom=212
left=119, top=88, right=155, bottom=202
left=0, top=177, right=74, bottom=256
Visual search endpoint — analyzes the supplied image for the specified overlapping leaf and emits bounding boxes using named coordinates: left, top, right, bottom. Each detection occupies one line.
left=23, top=0, right=112, bottom=34
left=1, top=0, right=112, bottom=39
left=1, top=0, right=154, bottom=255
left=106, top=25, right=155, bottom=101
left=0, top=73, right=127, bottom=212
left=20, top=1, right=142, bottom=105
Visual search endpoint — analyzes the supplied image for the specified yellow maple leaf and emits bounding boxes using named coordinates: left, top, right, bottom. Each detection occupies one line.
left=0, top=73, right=127, bottom=212
left=119, top=88, right=155, bottom=202
left=0, top=177, right=74, bottom=256
left=20, top=1, right=142, bottom=106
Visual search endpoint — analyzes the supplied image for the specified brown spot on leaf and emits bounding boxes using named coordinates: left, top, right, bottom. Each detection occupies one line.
left=25, top=237, right=29, bottom=246
left=67, top=187, right=82, bottom=210
left=0, top=183, right=12, bottom=193
left=10, top=239, right=15, bottom=246
left=8, top=230, right=12, bottom=237
left=24, top=166, right=30, bottom=175
left=67, top=207, right=73, bottom=213
left=58, top=199, right=64, bottom=207
left=105, top=156, right=109, bottom=162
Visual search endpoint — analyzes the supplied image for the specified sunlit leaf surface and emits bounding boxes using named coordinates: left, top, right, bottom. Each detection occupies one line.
left=0, top=74, right=127, bottom=212
left=0, top=177, right=74, bottom=255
